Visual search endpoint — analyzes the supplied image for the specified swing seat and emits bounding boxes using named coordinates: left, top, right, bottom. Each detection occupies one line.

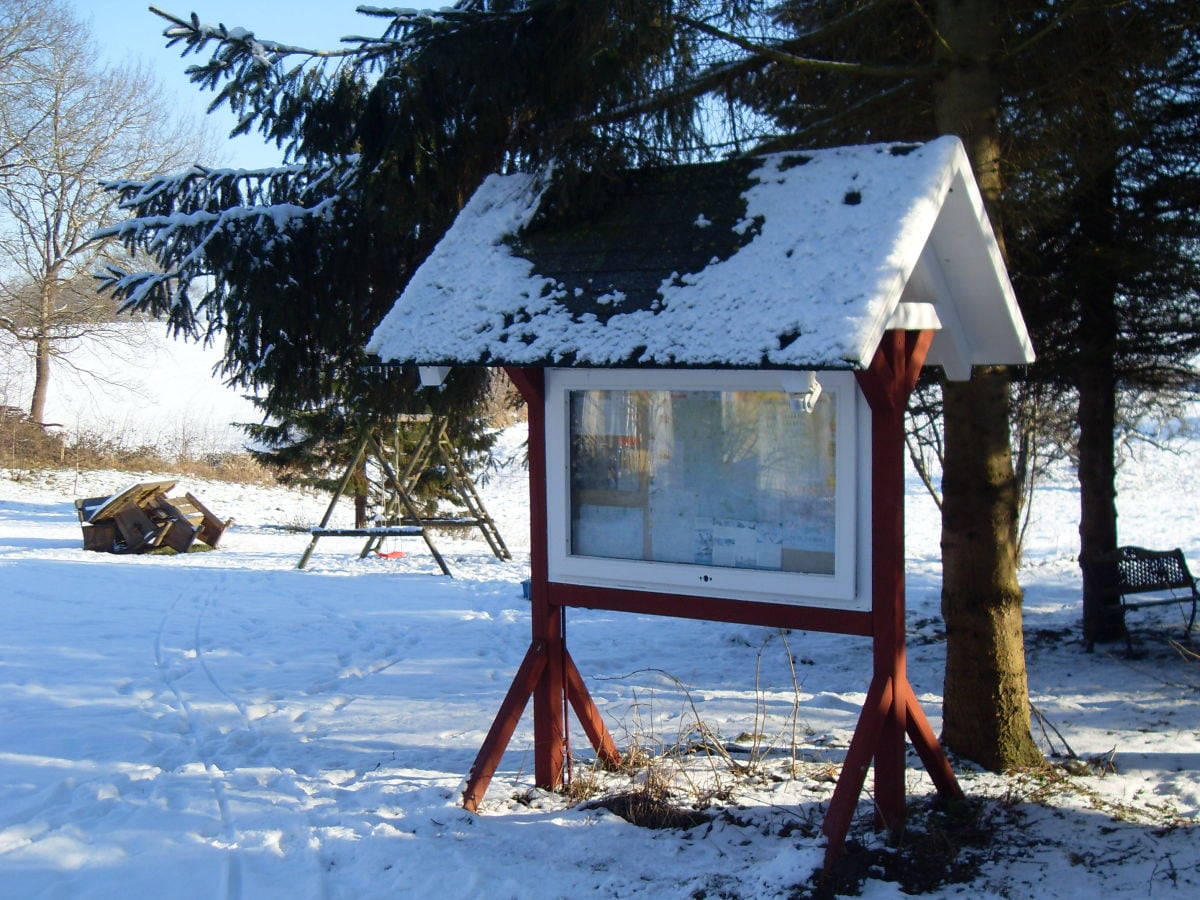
left=296, top=420, right=509, bottom=572
left=309, top=526, right=425, bottom=538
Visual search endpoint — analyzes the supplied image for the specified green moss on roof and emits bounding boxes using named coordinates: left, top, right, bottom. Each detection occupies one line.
left=513, top=158, right=762, bottom=325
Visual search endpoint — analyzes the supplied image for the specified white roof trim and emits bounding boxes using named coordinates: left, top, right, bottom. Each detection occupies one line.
left=885, top=301, right=942, bottom=332
left=907, top=253, right=972, bottom=381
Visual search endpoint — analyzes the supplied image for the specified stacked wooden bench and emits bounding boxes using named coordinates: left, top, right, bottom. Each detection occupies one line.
left=75, top=480, right=233, bottom=554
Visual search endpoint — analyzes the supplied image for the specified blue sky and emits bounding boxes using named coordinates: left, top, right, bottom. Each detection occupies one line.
left=74, top=1, right=380, bottom=168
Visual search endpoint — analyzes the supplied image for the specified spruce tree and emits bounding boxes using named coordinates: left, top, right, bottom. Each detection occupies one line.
left=743, top=0, right=1199, bottom=691
left=100, top=4, right=709, bottom=479
left=1002, top=3, right=1200, bottom=643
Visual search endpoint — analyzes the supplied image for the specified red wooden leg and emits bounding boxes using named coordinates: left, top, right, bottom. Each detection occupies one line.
left=903, top=683, right=963, bottom=800
left=565, top=651, right=620, bottom=768
left=463, top=641, right=547, bottom=811
left=822, top=674, right=893, bottom=867
left=874, top=681, right=908, bottom=832
left=533, top=605, right=566, bottom=789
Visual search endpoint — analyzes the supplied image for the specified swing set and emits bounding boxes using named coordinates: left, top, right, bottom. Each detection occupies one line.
left=297, top=415, right=510, bottom=573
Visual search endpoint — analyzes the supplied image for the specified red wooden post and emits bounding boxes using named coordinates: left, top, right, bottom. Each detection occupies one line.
left=822, top=329, right=962, bottom=867
left=462, top=368, right=621, bottom=810
left=511, top=369, right=566, bottom=788
left=866, top=330, right=920, bottom=831
left=532, top=598, right=566, bottom=787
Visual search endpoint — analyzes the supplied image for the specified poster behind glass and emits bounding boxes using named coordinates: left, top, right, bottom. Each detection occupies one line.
left=569, top=387, right=837, bottom=576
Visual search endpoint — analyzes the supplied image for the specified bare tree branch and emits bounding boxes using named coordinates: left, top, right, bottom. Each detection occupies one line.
left=0, top=0, right=217, bottom=423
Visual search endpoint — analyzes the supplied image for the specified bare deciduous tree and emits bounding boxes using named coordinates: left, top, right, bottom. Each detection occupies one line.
left=0, top=0, right=214, bottom=424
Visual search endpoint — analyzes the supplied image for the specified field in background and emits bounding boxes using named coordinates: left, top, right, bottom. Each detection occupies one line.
left=0, top=324, right=261, bottom=468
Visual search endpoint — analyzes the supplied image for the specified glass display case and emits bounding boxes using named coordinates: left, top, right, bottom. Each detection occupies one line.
left=545, top=368, right=868, bottom=608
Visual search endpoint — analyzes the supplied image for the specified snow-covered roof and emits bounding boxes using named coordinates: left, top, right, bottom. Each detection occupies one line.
left=367, top=136, right=1033, bottom=378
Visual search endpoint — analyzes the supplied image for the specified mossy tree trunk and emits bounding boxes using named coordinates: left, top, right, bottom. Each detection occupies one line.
left=940, top=369, right=1042, bottom=768
left=934, top=0, right=1042, bottom=770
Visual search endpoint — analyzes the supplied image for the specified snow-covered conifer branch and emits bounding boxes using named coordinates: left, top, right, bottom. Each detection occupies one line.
left=97, top=159, right=356, bottom=339
left=151, top=6, right=367, bottom=62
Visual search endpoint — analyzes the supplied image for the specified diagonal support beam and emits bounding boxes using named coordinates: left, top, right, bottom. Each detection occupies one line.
left=463, top=641, right=547, bottom=812
left=903, top=683, right=963, bottom=800
left=461, top=642, right=623, bottom=811
left=565, top=651, right=621, bottom=769
left=821, top=673, right=894, bottom=862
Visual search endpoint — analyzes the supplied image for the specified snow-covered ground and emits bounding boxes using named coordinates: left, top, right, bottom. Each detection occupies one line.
left=1, top=411, right=1198, bottom=897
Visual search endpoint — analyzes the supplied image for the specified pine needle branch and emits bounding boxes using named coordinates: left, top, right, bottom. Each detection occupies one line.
left=676, top=14, right=933, bottom=80
left=150, top=6, right=365, bottom=61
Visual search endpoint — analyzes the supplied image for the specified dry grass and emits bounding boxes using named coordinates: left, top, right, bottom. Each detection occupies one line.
left=585, top=765, right=712, bottom=830
left=1, top=408, right=278, bottom=485
left=558, top=635, right=812, bottom=833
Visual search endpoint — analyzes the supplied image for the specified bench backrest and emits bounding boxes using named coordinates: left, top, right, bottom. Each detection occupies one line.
left=1115, top=546, right=1198, bottom=595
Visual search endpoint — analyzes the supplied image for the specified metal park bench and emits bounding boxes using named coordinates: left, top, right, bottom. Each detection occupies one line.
left=1091, top=546, right=1199, bottom=650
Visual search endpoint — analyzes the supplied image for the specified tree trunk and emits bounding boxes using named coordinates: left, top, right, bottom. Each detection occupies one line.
left=1076, top=207, right=1122, bottom=644
left=1074, top=21, right=1124, bottom=646
left=354, top=458, right=369, bottom=529
left=30, top=331, right=51, bottom=425
left=30, top=279, right=57, bottom=426
left=934, top=0, right=1042, bottom=769
left=940, top=370, right=1042, bottom=769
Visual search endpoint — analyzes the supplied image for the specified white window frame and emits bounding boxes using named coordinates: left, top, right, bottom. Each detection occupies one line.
left=544, top=368, right=872, bottom=611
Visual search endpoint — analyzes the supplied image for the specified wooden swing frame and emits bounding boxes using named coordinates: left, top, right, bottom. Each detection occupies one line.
left=298, top=417, right=510, bottom=573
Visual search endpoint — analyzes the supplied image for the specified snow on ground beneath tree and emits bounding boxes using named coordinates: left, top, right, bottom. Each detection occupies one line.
left=1, top=403, right=1199, bottom=897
